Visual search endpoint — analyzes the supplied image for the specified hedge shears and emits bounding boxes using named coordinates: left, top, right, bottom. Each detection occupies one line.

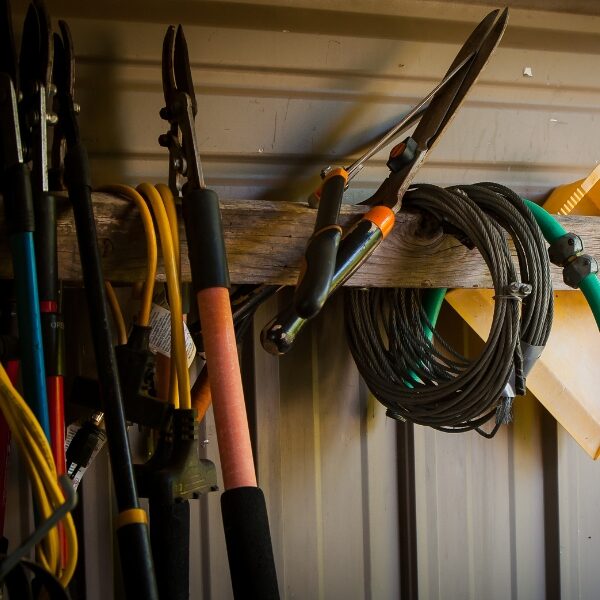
left=264, top=7, right=509, bottom=354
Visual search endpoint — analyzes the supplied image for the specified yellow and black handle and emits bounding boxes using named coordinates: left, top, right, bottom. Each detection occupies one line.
left=294, top=168, right=348, bottom=319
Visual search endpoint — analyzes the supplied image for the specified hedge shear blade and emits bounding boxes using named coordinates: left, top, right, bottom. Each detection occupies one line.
left=262, top=8, right=509, bottom=355
left=367, top=7, right=509, bottom=211
left=160, top=24, right=204, bottom=195
left=292, top=7, right=508, bottom=320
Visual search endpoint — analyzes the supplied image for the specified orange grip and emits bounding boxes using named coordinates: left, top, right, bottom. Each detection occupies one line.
left=197, top=287, right=257, bottom=489
left=364, top=205, right=395, bottom=238
left=191, top=368, right=212, bottom=422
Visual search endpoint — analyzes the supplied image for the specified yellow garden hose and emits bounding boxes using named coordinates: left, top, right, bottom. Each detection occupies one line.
left=156, top=184, right=183, bottom=407
left=0, top=363, right=78, bottom=586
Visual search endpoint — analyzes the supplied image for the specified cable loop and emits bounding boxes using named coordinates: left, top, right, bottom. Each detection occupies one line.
left=345, top=183, right=553, bottom=436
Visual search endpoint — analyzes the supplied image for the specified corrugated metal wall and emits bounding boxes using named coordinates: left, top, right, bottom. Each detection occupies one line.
left=6, top=0, right=600, bottom=598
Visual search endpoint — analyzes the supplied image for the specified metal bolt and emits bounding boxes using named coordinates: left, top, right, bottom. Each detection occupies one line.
left=519, top=283, right=532, bottom=296
left=158, top=133, right=170, bottom=147
left=320, top=166, right=332, bottom=179
left=73, top=102, right=81, bottom=114
left=159, top=106, right=170, bottom=120
left=172, top=157, right=183, bottom=171
left=46, top=112, right=58, bottom=125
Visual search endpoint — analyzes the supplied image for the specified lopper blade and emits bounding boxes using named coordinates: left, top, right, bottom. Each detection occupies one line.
left=174, top=25, right=197, bottom=116
left=161, top=25, right=176, bottom=107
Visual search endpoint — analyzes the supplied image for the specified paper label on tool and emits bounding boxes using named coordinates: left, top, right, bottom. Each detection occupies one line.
left=149, top=303, right=197, bottom=367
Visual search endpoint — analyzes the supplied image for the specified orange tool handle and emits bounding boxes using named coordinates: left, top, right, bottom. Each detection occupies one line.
left=197, top=288, right=256, bottom=489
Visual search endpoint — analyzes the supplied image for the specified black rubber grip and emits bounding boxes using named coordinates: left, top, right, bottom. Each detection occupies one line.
left=40, top=312, right=64, bottom=375
left=149, top=500, right=190, bottom=600
left=294, top=173, right=346, bottom=319
left=262, top=218, right=384, bottom=356
left=221, top=487, right=280, bottom=600
left=116, top=522, right=159, bottom=600
left=294, top=227, right=341, bottom=319
left=3, top=163, right=35, bottom=234
left=33, top=191, right=58, bottom=302
left=182, top=187, right=230, bottom=292
left=313, top=174, right=345, bottom=231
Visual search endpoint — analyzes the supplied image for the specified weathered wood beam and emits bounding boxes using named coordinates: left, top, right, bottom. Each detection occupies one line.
left=1, top=193, right=599, bottom=290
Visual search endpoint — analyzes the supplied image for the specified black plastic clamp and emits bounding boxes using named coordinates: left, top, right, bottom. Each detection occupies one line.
left=563, top=254, right=599, bottom=289
left=548, top=232, right=583, bottom=267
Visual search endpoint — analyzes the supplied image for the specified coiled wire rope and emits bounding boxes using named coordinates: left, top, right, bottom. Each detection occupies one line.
left=345, top=183, right=553, bottom=437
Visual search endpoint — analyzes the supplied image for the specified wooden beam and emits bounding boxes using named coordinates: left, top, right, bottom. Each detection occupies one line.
left=1, top=192, right=598, bottom=289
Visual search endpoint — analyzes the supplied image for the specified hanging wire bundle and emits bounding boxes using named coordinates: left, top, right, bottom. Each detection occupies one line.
left=345, top=183, right=553, bottom=437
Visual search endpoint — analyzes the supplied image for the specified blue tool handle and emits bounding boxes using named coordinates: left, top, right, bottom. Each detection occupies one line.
left=9, top=233, right=50, bottom=438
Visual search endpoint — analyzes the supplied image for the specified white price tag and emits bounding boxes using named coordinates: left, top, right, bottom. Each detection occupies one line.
left=148, top=303, right=197, bottom=367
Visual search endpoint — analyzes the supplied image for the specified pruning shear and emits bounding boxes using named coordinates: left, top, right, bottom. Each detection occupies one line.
left=160, top=25, right=280, bottom=599
left=263, top=7, right=509, bottom=353
left=53, top=17, right=160, bottom=600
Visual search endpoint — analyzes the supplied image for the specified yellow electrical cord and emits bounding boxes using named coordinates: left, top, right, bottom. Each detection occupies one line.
left=137, top=183, right=191, bottom=410
left=0, top=363, right=78, bottom=586
left=157, top=183, right=180, bottom=275
left=99, top=185, right=158, bottom=327
left=105, top=282, right=128, bottom=346
left=156, top=183, right=183, bottom=408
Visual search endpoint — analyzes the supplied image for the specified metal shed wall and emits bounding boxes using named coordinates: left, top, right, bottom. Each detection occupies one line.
left=5, top=0, right=600, bottom=598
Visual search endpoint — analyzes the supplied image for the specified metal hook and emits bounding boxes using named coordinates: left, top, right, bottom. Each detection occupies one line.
left=0, top=475, right=77, bottom=581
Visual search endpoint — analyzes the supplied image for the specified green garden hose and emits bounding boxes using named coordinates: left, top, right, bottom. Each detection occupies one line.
left=524, top=199, right=600, bottom=328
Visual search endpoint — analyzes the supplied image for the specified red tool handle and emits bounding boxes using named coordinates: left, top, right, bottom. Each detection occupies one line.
left=47, top=375, right=65, bottom=474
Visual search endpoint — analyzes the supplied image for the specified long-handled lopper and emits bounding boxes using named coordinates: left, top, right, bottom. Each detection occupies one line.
left=262, top=8, right=509, bottom=355
left=51, top=20, right=159, bottom=599
left=160, top=24, right=280, bottom=599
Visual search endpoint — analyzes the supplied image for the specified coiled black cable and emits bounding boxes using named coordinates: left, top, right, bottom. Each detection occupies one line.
left=345, top=183, right=553, bottom=437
